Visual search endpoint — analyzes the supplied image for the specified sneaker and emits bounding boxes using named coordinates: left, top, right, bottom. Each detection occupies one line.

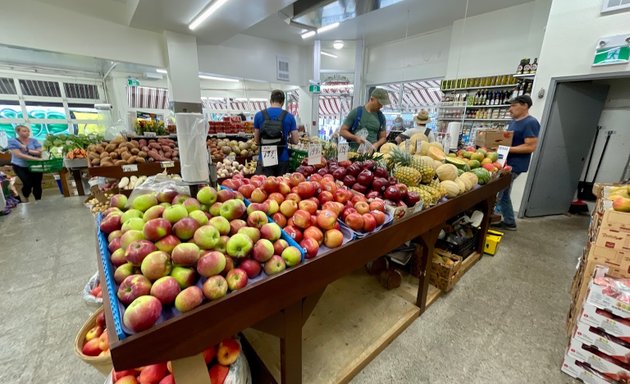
left=490, top=213, right=502, bottom=225
left=496, top=222, right=517, bottom=231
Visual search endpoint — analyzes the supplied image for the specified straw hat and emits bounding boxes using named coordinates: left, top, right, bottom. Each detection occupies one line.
left=415, top=110, right=430, bottom=125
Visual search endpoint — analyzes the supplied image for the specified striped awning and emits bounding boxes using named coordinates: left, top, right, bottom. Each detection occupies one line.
left=319, top=95, right=352, bottom=118
left=127, top=86, right=169, bottom=110
left=381, top=79, right=442, bottom=111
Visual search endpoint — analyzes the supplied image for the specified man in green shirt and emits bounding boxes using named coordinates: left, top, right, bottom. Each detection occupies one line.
left=339, top=88, right=390, bottom=151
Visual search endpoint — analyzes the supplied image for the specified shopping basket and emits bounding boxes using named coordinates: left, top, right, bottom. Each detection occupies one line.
left=26, top=158, right=63, bottom=173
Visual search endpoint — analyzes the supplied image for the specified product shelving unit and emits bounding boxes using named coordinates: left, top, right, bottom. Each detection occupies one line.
left=96, top=174, right=511, bottom=384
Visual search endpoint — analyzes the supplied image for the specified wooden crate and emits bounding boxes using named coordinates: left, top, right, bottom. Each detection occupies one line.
left=428, top=248, right=463, bottom=292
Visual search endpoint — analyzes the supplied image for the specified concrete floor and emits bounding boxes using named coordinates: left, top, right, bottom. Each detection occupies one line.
left=0, top=195, right=585, bottom=384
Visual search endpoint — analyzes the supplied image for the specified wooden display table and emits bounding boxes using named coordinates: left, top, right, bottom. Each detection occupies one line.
left=97, top=175, right=510, bottom=384
left=87, top=161, right=181, bottom=178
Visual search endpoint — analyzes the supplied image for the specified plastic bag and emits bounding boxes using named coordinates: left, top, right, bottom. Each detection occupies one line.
left=83, top=271, right=103, bottom=307
left=127, top=175, right=191, bottom=207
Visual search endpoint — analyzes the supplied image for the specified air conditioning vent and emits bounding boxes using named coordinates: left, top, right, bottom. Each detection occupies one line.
left=64, top=83, right=99, bottom=99
left=277, top=56, right=290, bottom=82
left=0, top=78, right=17, bottom=95
left=19, top=79, right=61, bottom=97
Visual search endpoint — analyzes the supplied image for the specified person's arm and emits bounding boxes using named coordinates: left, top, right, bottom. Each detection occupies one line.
left=339, top=124, right=366, bottom=144
left=10, top=149, right=41, bottom=161
left=509, top=137, right=538, bottom=154
left=373, top=130, right=387, bottom=150
left=253, top=112, right=262, bottom=145
left=287, top=115, right=299, bottom=145
left=28, top=142, right=42, bottom=156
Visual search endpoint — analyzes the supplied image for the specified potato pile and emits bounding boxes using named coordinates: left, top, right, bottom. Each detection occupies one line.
left=87, top=136, right=179, bottom=167
left=207, top=138, right=257, bottom=162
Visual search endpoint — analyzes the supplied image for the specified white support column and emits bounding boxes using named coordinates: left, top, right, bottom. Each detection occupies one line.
left=353, top=39, right=365, bottom=108
left=163, top=31, right=202, bottom=113
left=310, top=40, right=321, bottom=138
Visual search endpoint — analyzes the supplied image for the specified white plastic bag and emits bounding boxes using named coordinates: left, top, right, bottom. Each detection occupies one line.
left=82, top=271, right=102, bottom=307
left=225, top=340, right=252, bottom=384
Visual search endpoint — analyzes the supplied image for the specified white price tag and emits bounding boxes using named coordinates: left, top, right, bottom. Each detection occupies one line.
left=416, top=139, right=423, bottom=154
left=405, top=140, right=410, bottom=153
left=217, top=133, right=226, bottom=138
left=144, top=132, right=157, bottom=138
left=226, top=155, right=236, bottom=162
left=122, top=164, right=138, bottom=173
left=337, top=143, right=349, bottom=162
left=160, top=161, right=174, bottom=168
left=497, top=145, right=510, bottom=167
left=261, top=146, right=278, bottom=167
left=307, top=144, right=322, bottom=165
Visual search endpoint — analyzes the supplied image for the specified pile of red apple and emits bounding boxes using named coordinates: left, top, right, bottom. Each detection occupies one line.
left=99, top=187, right=304, bottom=334
left=89, top=280, right=103, bottom=299
left=340, top=199, right=388, bottom=234
left=81, top=311, right=109, bottom=358
left=222, top=173, right=370, bottom=257
left=110, top=338, right=241, bottom=384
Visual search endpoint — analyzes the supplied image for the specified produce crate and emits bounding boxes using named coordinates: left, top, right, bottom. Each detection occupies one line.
left=289, top=148, right=307, bottom=171
left=428, top=248, right=463, bottom=292
left=27, top=158, right=63, bottom=173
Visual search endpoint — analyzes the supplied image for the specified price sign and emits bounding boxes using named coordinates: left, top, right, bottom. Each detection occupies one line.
left=144, top=132, right=157, bottom=138
left=337, top=143, right=349, bottom=162
left=307, top=144, right=322, bottom=165
left=416, top=138, right=423, bottom=154
left=497, top=145, right=510, bottom=167
left=261, top=146, right=278, bottom=167
left=217, top=133, right=227, bottom=138
left=405, top=140, right=410, bottom=153
left=122, top=164, right=138, bottom=173
left=160, top=161, right=174, bottom=169
left=226, top=154, right=236, bottom=162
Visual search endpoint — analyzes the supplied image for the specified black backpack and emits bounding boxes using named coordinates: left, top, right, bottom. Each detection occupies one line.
left=260, top=109, right=288, bottom=146
left=350, top=106, right=386, bottom=134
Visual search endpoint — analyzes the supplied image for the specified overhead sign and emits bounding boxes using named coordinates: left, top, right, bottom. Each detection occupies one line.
left=593, top=34, right=630, bottom=66
left=128, top=78, right=140, bottom=87
left=309, top=84, right=321, bottom=93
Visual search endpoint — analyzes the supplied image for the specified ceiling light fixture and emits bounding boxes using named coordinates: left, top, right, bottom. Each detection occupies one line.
left=333, top=40, right=344, bottom=50
left=189, top=0, right=231, bottom=30
left=199, top=74, right=239, bottom=82
left=156, top=69, right=168, bottom=74
left=321, top=51, right=338, bottom=58
left=317, top=22, right=340, bottom=34
left=301, top=30, right=316, bottom=39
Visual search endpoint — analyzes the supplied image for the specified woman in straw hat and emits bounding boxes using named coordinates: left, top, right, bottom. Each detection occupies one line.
left=395, top=109, right=434, bottom=143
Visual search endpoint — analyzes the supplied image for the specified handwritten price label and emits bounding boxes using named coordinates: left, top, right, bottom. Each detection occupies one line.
left=122, top=164, right=138, bottom=172
left=308, top=144, right=322, bottom=165
left=261, top=146, right=278, bottom=167
left=337, top=143, right=349, bottom=162
left=160, top=161, right=174, bottom=169
left=144, top=132, right=157, bottom=138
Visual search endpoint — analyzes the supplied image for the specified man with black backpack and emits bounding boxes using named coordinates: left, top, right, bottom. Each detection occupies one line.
left=253, top=89, right=299, bottom=176
left=339, top=88, right=390, bottom=152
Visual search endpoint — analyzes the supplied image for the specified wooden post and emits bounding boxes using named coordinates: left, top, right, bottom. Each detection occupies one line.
left=281, top=301, right=303, bottom=384
left=415, top=226, right=442, bottom=313
left=59, top=169, right=71, bottom=197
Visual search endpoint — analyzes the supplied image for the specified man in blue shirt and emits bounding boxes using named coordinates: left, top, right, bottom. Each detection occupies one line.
left=494, top=95, right=540, bottom=230
left=254, top=90, right=299, bottom=177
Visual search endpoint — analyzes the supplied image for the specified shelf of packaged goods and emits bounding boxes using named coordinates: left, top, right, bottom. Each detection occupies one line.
left=466, top=104, right=511, bottom=108
left=438, top=118, right=465, bottom=122
left=98, top=175, right=511, bottom=383
left=438, top=105, right=467, bottom=109
left=464, top=118, right=511, bottom=122
left=513, top=73, right=536, bottom=79
left=442, top=83, right=518, bottom=91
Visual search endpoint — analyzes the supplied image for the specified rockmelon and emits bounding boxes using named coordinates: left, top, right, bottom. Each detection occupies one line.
left=428, top=146, right=446, bottom=161
left=460, top=172, right=479, bottom=188
left=429, top=142, right=444, bottom=152
left=455, top=178, right=467, bottom=194
left=418, top=141, right=432, bottom=156
left=379, top=142, right=396, bottom=155
left=409, top=133, right=429, bottom=154
left=440, top=180, right=460, bottom=198
left=432, top=159, right=443, bottom=171
left=436, top=164, right=458, bottom=181
left=445, top=156, right=467, bottom=169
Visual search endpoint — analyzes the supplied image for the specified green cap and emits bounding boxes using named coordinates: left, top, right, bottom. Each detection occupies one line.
left=370, top=88, right=391, bottom=106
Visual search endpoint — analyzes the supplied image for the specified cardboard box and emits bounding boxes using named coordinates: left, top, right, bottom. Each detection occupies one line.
left=580, top=302, right=630, bottom=343
left=589, top=246, right=630, bottom=275
left=567, top=337, right=630, bottom=381
left=474, top=129, right=513, bottom=150
left=574, top=321, right=630, bottom=364
left=561, top=354, right=618, bottom=384
left=595, top=231, right=630, bottom=252
left=587, top=274, right=630, bottom=319
left=600, top=210, right=630, bottom=234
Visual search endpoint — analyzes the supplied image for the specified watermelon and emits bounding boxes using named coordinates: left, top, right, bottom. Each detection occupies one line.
left=445, top=156, right=468, bottom=170
left=471, top=168, right=491, bottom=185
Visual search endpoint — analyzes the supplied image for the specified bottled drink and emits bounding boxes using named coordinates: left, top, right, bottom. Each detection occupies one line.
left=524, top=58, right=532, bottom=74
left=531, top=58, right=538, bottom=73
left=516, top=58, right=526, bottom=74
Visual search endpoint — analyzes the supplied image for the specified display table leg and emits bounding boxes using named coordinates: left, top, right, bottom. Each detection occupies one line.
left=171, top=353, right=211, bottom=384
left=280, top=301, right=303, bottom=384
left=415, top=227, right=442, bottom=313
left=72, top=169, right=85, bottom=196
left=476, top=197, right=496, bottom=254
left=59, top=169, right=70, bottom=197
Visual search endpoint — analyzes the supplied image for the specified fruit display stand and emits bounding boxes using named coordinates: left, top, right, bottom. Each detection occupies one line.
left=97, top=175, right=510, bottom=384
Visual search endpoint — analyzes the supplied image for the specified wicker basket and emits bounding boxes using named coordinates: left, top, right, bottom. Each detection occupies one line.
left=74, top=306, right=113, bottom=375
left=428, top=248, right=463, bottom=292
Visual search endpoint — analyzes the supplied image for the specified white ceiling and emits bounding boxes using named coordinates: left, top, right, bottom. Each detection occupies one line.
left=32, top=0, right=534, bottom=47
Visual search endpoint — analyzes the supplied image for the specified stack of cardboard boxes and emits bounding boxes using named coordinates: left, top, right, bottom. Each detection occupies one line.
left=563, top=183, right=630, bottom=382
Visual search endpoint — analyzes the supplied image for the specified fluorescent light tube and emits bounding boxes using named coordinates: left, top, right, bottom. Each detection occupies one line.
left=199, top=74, right=239, bottom=82
left=156, top=69, right=168, bottom=74
left=317, top=22, right=339, bottom=34
left=189, top=0, right=230, bottom=30
left=301, top=30, right=316, bottom=39
left=321, top=51, right=338, bottom=58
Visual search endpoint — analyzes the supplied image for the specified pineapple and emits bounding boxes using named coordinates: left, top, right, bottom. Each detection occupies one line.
left=409, top=186, right=434, bottom=206
left=394, top=166, right=421, bottom=186
left=388, top=147, right=434, bottom=185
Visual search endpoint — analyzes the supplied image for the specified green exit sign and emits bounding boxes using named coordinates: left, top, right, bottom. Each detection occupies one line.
left=593, top=46, right=630, bottom=66
left=128, top=78, right=140, bottom=87
left=309, top=84, right=321, bottom=93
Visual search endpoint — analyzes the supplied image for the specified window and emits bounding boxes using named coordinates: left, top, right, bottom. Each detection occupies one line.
left=602, top=0, right=630, bottom=14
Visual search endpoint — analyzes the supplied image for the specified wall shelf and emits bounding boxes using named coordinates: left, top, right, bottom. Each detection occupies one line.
left=443, top=83, right=518, bottom=91
left=513, top=73, right=536, bottom=79
left=464, top=118, right=511, bottom=122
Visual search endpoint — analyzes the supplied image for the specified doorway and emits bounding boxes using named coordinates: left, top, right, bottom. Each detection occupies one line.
left=520, top=74, right=630, bottom=217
